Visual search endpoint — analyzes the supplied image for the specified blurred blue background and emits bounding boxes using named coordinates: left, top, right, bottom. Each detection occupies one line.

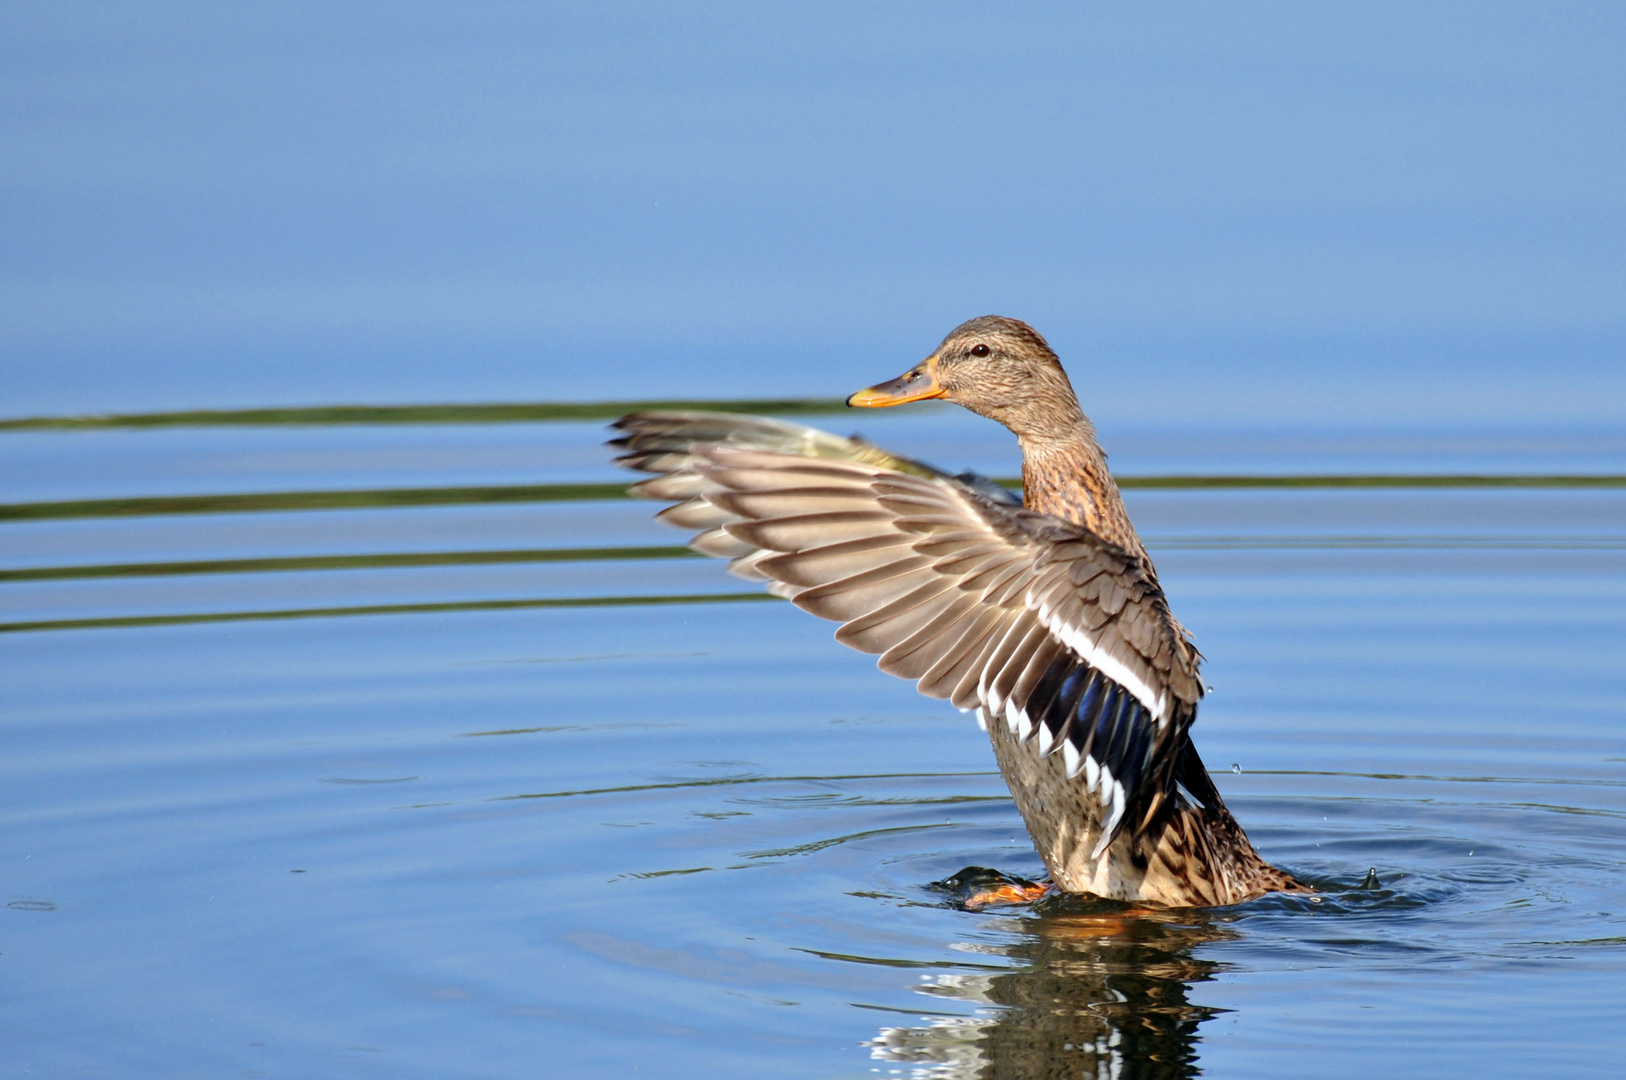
left=4, top=1, right=1622, bottom=422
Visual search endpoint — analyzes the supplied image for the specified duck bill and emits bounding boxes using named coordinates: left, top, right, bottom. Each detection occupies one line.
left=846, top=357, right=945, bottom=408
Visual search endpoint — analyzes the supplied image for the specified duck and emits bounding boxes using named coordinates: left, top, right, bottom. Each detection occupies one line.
left=610, top=315, right=1307, bottom=907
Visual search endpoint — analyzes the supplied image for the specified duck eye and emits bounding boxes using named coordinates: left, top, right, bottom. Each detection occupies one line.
left=970, top=343, right=990, bottom=357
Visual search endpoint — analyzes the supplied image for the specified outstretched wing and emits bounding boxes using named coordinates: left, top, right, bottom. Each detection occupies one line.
left=611, top=411, right=1203, bottom=851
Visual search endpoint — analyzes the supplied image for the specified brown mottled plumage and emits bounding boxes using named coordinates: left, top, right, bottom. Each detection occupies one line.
left=611, top=315, right=1306, bottom=907
left=926, top=317, right=1147, bottom=559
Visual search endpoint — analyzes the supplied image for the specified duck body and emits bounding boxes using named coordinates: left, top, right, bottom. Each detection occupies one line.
left=612, top=316, right=1306, bottom=907
left=987, top=717, right=1302, bottom=905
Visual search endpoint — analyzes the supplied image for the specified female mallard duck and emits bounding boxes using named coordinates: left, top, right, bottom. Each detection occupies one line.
left=611, top=315, right=1306, bottom=907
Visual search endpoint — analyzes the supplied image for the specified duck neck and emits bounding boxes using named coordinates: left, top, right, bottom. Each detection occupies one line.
left=1018, top=420, right=1145, bottom=559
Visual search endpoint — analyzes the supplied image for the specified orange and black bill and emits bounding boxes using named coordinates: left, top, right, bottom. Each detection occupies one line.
left=846, top=356, right=944, bottom=408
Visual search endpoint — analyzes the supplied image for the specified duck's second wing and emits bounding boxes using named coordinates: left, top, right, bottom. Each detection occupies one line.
left=611, top=411, right=1204, bottom=854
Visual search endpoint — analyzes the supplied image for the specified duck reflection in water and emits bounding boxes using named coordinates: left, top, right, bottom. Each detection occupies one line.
left=866, top=889, right=1231, bottom=1080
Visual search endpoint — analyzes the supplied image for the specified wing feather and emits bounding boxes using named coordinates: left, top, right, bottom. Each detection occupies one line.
left=792, top=559, right=938, bottom=623
left=916, top=606, right=1010, bottom=703
left=757, top=535, right=919, bottom=588
left=613, top=410, right=1204, bottom=850
left=834, top=577, right=964, bottom=653
left=727, top=510, right=894, bottom=551
left=876, top=593, right=984, bottom=680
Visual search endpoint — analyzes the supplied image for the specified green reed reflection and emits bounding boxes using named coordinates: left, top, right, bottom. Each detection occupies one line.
left=0, top=545, right=697, bottom=582
left=0, top=590, right=775, bottom=635
left=0, top=483, right=633, bottom=521
left=6, top=474, right=1625, bottom=522
left=0, top=398, right=851, bottom=430
left=5, top=534, right=1622, bottom=590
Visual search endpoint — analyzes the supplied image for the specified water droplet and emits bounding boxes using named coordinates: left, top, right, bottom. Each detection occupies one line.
left=1231, top=763, right=1242, bottom=774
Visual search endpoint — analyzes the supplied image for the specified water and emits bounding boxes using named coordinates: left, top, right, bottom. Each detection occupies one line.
left=4, top=406, right=1624, bottom=1077
left=5, top=5, right=1625, bottom=1072
left=6, top=4, right=1625, bottom=420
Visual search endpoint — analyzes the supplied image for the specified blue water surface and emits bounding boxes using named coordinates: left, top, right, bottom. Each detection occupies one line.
left=4, top=5, right=1625, bottom=1078
left=5, top=412, right=1626, bottom=1078
left=2, top=2, right=1622, bottom=419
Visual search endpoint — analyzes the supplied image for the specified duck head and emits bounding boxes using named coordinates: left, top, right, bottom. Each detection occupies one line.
left=847, top=315, right=1085, bottom=440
